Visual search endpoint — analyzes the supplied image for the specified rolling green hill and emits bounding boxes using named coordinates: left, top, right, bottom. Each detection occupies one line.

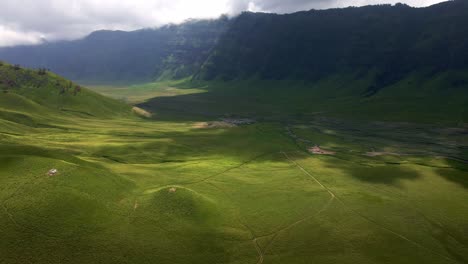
left=1, top=65, right=468, bottom=264
left=0, top=62, right=130, bottom=121
left=1, top=2, right=468, bottom=263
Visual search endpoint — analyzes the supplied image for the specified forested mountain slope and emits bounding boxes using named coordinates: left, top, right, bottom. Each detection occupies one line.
left=198, top=0, right=468, bottom=91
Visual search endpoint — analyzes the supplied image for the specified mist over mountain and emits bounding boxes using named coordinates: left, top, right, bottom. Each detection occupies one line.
left=0, top=17, right=230, bottom=83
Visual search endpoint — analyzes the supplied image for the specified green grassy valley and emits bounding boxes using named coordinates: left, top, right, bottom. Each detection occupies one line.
left=130, top=71, right=468, bottom=124
left=1, top=63, right=467, bottom=263
left=1, top=1, right=468, bottom=263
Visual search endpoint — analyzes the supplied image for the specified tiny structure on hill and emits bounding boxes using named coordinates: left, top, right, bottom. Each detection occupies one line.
left=47, top=169, right=58, bottom=176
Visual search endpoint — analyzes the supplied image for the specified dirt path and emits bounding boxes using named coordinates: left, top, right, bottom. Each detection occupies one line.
left=238, top=219, right=279, bottom=264
left=204, top=151, right=337, bottom=264
left=191, top=150, right=456, bottom=263
left=185, top=152, right=273, bottom=186
left=253, top=236, right=265, bottom=264
left=249, top=195, right=335, bottom=262
left=1, top=203, right=20, bottom=227
left=1, top=201, right=63, bottom=241
left=268, top=196, right=335, bottom=236
left=282, top=151, right=457, bottom=263
left=365, top=151, right=402, bottom=157
left=206, top=182, right=268, bottom=264
left=282, top=152, right=335, bottom=199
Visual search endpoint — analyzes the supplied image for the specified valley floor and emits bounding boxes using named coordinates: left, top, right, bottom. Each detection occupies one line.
left=1, top=109, right=467, bottom=264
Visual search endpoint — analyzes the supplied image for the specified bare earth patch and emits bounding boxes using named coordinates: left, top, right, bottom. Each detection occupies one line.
left=132, top=107, right=152, bottom=118
left=365, top=152, right=401, bottom=157
left=193, top=121, right=236, bottom=129
left=308, top=146, right=336, bottom=155
left=193, top=118, right=255, bottom=129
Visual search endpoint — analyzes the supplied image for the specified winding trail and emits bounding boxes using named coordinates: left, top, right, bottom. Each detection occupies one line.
left=206, top=182, right=268, bottom=264
left=253, top=238, right=264, bottom=264
left=281, top=151, right=458, bottom=264
left=179, top=147, right=457, bottom=263
left=282, top=151, right=335, bottom=199
left=1, top=201, right=62, bottom=240
left=184, top=152, right=273, bottom=186
left=251, top=195, right=336, bottom=263
left=203, top=152, right=337, bottom=264
left=1, top=203, right=19, bottom=227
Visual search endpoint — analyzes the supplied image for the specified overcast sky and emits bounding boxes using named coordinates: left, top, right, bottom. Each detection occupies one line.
left=0, top=0, right=444, bottom=47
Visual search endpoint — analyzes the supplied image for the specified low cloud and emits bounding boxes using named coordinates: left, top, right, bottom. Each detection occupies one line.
left=0, top=0, right=444, bottom=47
left=0, top=25, right=44, bottom=47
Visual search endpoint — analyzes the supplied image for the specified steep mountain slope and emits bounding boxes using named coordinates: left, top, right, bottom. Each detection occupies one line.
left=1, top=1, right=467, bottom=124
left=135, top=0, right=461, bottom=124
left=0, top=17, right=230, bottom=83
left=198, top=0, right=468, bottom=87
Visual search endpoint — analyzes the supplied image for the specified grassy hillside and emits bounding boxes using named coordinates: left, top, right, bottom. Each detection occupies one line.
left=1, top=96, right=467, bottom=263
left=1, top=0, right=468, bottom=260
left=0, top=62, right=130, bottom=121
left=88, top=79, right=206, bottom=104
left=1, top=64, right=467, bottom=263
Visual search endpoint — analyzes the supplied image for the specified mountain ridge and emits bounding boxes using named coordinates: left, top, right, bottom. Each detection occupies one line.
left=0, top=17, right=231, bottom=83
left=1, top=1, right=467, bottom=87
left=197, top=0, right=468, bottom=87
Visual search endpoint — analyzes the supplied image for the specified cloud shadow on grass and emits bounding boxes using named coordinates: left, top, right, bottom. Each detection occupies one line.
left=318, top=154, right=422, bottom=186
left=435, top=159, right=468, bottom=189
left=344, top=165, right=421, bottom=185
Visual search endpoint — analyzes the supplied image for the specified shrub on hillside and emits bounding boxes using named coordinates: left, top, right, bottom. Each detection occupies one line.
left=1, top=79, right=17, bottom=93
left=37, top=68, right=48, bottom=75
left=73, top=85, right=82, bottom=96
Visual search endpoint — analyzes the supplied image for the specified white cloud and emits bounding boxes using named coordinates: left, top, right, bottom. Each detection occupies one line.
left=0, top=0, right=446, bottom=47
left=0, top=25, right=44, bottom=47
left=0, top=0, right=232, bottom=47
